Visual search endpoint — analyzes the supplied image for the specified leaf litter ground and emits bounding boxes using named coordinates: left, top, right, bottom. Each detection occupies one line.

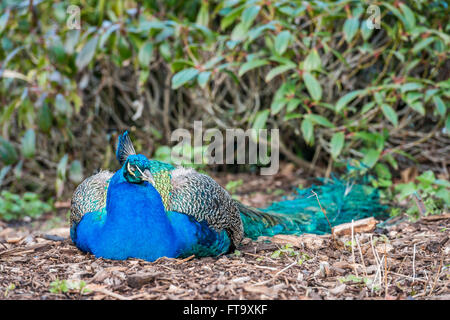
left=0, top=171, right=448, bottom=300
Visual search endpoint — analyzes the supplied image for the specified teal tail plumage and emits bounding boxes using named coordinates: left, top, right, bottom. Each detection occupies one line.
left=239, top=176, right=387, bottom=239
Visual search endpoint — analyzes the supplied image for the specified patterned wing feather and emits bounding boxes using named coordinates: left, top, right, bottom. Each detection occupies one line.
left=70, top=170, right=113, bottom=230
left=168, top=168, right=244, bottom=247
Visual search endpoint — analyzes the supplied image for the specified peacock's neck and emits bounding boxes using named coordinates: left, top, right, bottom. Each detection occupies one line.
left=88, top=169, right=181, bottom=260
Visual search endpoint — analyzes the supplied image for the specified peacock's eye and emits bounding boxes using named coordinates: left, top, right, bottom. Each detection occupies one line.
left=127, top=162, right=137, bottom=175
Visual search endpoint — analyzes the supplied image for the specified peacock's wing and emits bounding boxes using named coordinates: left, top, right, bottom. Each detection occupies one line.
left=70, top=170, right=113, bottom=235
left=167, top=167, right=244, bottom=247
left=166, top=210, right=232, bottom=258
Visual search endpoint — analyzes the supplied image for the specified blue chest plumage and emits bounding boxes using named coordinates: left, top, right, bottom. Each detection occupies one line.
left=73, top=169, right=231, bottom=261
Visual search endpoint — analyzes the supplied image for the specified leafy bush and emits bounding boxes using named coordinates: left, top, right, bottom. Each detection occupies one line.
left=0, top=191, right=52, bottom=221
left=392, top=170, right=450, bottom=219
left=0, top=0, right=448, bottom=199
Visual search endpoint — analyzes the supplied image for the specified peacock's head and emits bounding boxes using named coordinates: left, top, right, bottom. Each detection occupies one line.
left=116, top=131, right=155, bottom=185
left=123, top=154, right=155, bottom=185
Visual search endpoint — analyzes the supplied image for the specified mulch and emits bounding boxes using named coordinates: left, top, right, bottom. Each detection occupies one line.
left=0, top=169, right=448, bottom=300
left=0, top=214, right=448, bottom=300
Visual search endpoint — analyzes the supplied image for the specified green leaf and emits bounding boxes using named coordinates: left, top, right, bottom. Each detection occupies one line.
left=203, top=56, right=224, bottom=69
left=398, top=3, right=416, bottom=31
left=409, top=101, right=425, bottom=116
left=99, top=24, right=119, bottom=48
left=138, top=41, right=153, bottom=67
left=196, top=2, right=209, bottom=27
left=231, top=22, right=249, bottom=41
left=362, top=149, right=381, bottom=168
left=57, top=154, right=69, bottom=180
left=303, top=72, right=322, bottom=101
left=159, top=42, right=172, bottom=60
left=417, top=170, right=435, bottom=187
left=400, top=83, right=423, bottom=93
left=69, top=160, right=83, bottom=183
left=361, top=101, right=376, bottom=114
left=375, top=163, right=392, bottom=180
left=343, top=17, right=359, bottom=43
left=303, top=49, right=321, bottom=71
left=265, top=64, right=295, bottom=82
left=301, top=119, right=314, bottom=145
left=335, top=90, right=364, bottom=112
left=38, top=103, right=53, bottom=133
left=239, top=59, right=268, bottom=77
left=435, top=188, right=450, bottom=205
left=55, top=94, right=72, bottom=117
left=395, top=182, right=417, bottom=200
left=447, top=115, right=450, bottom=134
left=381, top=104, right=398, bottom=127
left=0, top=9, right=10, bottom=35
left=171, top=68, right=199, bottom=89
left=286, top=99, right=301, bottom=112
left=197, top=71, right=211, bottom=88
left=252, top=110, right=270, bottom=130
left=330, top=132, right=345, bottom=159
left=195, top=1, right=209, bottom=27
left=241, top=5, right=260, bottom=28
left=305, top=114, right=335, bottom=128
left=21, top=129, right=36, bottom=159
left=118, top=36, right=131, bottom=60
left=412, top=37, right=435, bottom=54
left=0, top=165, right=11, bottom=186
left=433, top=96, right=447, bottom=117
left=270, top=98, right=288, bottom=115
left=360, top=18, right=373, bottom=40
left=75, top=36, right=98, bottom=70
left=274, top=30, right=291, bottom=55
left=221, top=6, right=244, bottom=30
left=283, top=113, right=302, bottom=121
left=0, top=137, right=18, bottom=165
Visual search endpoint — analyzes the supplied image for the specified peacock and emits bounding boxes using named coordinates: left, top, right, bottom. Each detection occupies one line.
left=70, top=131, right=386, bottom=261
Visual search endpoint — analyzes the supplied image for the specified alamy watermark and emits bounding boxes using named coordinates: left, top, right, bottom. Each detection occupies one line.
left=366, top=4, right=381, bottom=30
left=67, top=5, right=81, bottom=30
left=170, top=121, right=279, bottom=175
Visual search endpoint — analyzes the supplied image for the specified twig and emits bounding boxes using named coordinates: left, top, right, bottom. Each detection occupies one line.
left=175, top=254, right=195, bottom=264
left=274, top=261, right=298, bottom=278
left=310, top=190, right=334, bottom=240
left=369, top=234, right=383, bottom=293
left=428, top=254, right=444, bottom=296
left=92, top=287, right=129, bottom=300
left=351, top=220, right=358, bottom=277
left=390, top=272, right=427, bottom=283
left=355, top=235, right=367, bottom=277
left=412, top=193, right=427, bottom=217
left=384, top=242, right=388, bottom=298
left=412, top=244, right=416, bottom=283
left=253, top=260, right=298, bottom=286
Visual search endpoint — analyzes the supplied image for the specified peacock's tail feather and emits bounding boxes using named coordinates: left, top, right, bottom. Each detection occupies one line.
left=239, top=176, right=388, bottom=239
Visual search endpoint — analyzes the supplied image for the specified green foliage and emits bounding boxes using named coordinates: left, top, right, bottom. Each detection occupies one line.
left=0, top=191, right=52, bottom=221
left=0, top=0, right=448, bottom=198
left=225, top=179, right=243, bottom=194
left=338, top=274, right=380, bottom=291
left=154, top=143, right=207, bottom=170
left=393, top=170, right=450, bottom=219
left=271, top=244, right=311, bottom=265
left=3, top=283, right=16, bottom=298
left=49, top=279, right=90, bottom=295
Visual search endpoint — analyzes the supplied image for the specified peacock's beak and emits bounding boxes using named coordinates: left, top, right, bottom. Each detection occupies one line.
left=137, top=167, right=154, bottom=184
left=143, top=169, right=152, bottom=180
